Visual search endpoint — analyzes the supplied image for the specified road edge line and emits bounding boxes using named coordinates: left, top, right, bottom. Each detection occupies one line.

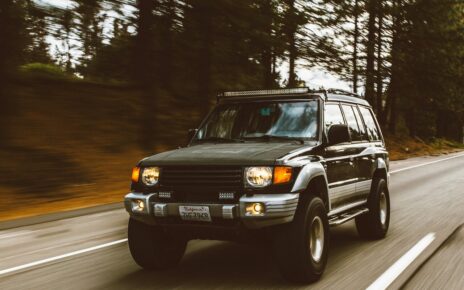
left=366, top=233, right=436, bottom=290
left=398, top=224, right=464, bottom=289
left=0, top=239, right=128, bottom=276
left=390, top=152, right=464, bottom=174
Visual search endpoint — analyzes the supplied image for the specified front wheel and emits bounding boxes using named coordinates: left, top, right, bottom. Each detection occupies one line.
left=355, top=178, right=390, bottom=239
left=272, top=195, right=329, bottom=283
left=128, top=218, right=187, bottom=270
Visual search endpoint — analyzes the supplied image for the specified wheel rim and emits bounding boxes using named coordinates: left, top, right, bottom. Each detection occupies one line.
left=379, top=190, right=387, bottom=226
left=309, top=216, right=324, bottom=262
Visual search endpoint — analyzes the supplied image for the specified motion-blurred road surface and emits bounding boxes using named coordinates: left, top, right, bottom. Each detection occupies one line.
left=1, top=152, right=464, bottom=290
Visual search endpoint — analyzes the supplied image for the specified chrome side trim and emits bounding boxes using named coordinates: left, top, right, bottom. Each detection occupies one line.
left=328, top=178, right=359, bottom=188
left=328, top=199, right=367, bottom=217
left=329, top=183, right=356, bottom=199
left=324, top=146, right=386, bottom=162
left=356, top=179, right=372, bottom=195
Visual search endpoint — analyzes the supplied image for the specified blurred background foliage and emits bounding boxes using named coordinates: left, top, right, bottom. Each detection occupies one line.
left=0, top=0, right=463, bottom=219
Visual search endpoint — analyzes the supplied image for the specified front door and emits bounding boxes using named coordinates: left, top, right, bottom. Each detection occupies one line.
left=323, top=103, right=358, bottom=209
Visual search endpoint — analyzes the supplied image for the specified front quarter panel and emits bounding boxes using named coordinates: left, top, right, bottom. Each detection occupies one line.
left=290, top=161, right=330, bottom=210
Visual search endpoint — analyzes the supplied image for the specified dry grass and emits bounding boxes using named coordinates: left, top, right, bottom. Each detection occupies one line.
left=386, top=134, right=464, bottom=161
left=0, top=78, right=201, bottom=222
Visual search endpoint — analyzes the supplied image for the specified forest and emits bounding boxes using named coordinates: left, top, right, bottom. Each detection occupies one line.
left=1, top=0, right=463, bottom=141
left=0, top=0, right=463, bottom=219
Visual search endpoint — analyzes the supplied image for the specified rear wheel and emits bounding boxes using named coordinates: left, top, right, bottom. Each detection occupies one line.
left=355, top=178, right=390, bottom=239
left=272, top=195, right=329, bottom=283
left=128, top=218, right=187, bottom=270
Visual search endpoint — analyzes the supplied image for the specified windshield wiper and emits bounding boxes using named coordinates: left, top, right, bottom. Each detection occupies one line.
left=242, top=135, right=305, bottom=144
left=196, top=137, right=244, bottom=143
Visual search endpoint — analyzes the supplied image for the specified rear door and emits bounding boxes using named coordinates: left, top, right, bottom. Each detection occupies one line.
left=341, top=104, right=375, bottom=200
left=340, top=104, right=373, bottom=202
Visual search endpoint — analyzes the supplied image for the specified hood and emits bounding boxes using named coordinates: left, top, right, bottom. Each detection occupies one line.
left=140, top=142, right=316, bottom=166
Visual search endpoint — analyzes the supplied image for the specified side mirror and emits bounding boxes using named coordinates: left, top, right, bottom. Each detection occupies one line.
left=327, top=124, right=350, bottom=146
left=187, top=128, right=198, bottom=143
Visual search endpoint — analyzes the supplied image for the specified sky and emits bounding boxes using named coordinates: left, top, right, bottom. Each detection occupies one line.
left=40, top=0, right=352, bottom=92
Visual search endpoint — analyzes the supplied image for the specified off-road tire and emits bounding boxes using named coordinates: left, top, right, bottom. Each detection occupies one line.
left=355, top=178, right=390, bottom=239
left=272, top=195, right=329, bottom=284
left=128, top=218, right=187, bottom=270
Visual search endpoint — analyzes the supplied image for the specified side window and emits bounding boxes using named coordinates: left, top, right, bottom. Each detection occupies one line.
left=359, top=106, right=381, bottom=141
left=352, top=106, right=369, bottom=141
left=342, top=105, right=362, bottom=141
left=324, top=104, right=345, bottom=131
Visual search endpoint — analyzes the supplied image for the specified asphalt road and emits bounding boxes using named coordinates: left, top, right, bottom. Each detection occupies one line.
left=1, top=152, right=464, bottom=290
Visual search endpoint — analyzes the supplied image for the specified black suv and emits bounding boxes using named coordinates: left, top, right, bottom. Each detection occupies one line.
left=125, top=88, right=390, bottom=283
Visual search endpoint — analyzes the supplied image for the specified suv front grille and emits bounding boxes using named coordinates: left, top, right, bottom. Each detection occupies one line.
left=160, top=166, right=243, bottom=189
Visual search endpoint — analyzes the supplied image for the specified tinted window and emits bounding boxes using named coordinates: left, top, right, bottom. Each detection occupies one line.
left=342, top=105, right=363, bottom=141
left=359, top=107, right=381, bottom=141
left=324, top=104, right=345, bottom=131
left=352, top=106, right=369, bottom=141
left=196, top=101, right=319, bottom=141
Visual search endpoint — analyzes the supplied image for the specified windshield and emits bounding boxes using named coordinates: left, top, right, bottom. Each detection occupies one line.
left=195, top=100, right=319, bottom=142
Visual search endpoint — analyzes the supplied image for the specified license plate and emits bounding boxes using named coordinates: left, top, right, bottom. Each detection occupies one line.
left=179, top=206, right=212, bottom=222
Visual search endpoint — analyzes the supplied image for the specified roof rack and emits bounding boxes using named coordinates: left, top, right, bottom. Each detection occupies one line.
left=218, top=88, right=311, bottom=99
left=325, top=88, right=364, bottom=99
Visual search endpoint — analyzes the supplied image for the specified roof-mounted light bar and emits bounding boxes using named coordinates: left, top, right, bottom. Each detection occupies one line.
left=219, top=88, right=311, bottom=98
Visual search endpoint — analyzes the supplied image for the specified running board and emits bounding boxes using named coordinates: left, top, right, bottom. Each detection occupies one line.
left=329, top=208, right=369, bottom=226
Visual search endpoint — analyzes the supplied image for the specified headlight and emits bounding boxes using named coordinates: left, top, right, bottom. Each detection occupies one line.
left=245, top=167, right=273, bottom=188
left=141, top=167, right=160, bottom=186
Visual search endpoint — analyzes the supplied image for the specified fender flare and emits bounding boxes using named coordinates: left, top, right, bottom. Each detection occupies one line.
left=291, top=162, right=330, bottom=211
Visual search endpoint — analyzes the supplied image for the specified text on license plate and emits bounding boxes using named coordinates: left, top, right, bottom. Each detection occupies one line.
left=179, top=205, right=212, bottom=222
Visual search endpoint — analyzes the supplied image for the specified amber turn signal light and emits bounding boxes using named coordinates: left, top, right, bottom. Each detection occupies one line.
left=273, top=166, right=292, bottom=184
left=131, top=167, right=140, bottom=183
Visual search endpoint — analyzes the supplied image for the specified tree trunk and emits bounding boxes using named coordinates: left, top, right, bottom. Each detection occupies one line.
left=365, top=0, right=377, bottom=107
left=134, top=0, right=157, bottom=149
left=386, top=0, right=402, bottom=133
left=286, top=0, right=297, bottom=87
left=195, top=2, right=213, bottom=112
left=134, top=0, right=155, bottom=87
left=261, top=0, right=274, bottom=87
left=159, top=0, right=175, bottom=90
left=352, top=0, right=359, bottom=93
left=375, top=1, right=384, bottom=118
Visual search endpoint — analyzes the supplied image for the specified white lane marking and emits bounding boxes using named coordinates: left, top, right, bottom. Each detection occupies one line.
left=0, top=238, right=127, bottom=276
left=390, top=153, right=464, bottom=174
left=366, top=233, right=436, bottom=290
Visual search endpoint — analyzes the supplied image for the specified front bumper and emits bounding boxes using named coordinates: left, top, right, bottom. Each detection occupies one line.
left=124, top=192, right=299, bottom=229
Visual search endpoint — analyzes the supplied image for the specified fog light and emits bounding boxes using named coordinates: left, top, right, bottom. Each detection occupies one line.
left=245, top=202, right=265, bottom=216
left=131, top=199, right=145, bottom=212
